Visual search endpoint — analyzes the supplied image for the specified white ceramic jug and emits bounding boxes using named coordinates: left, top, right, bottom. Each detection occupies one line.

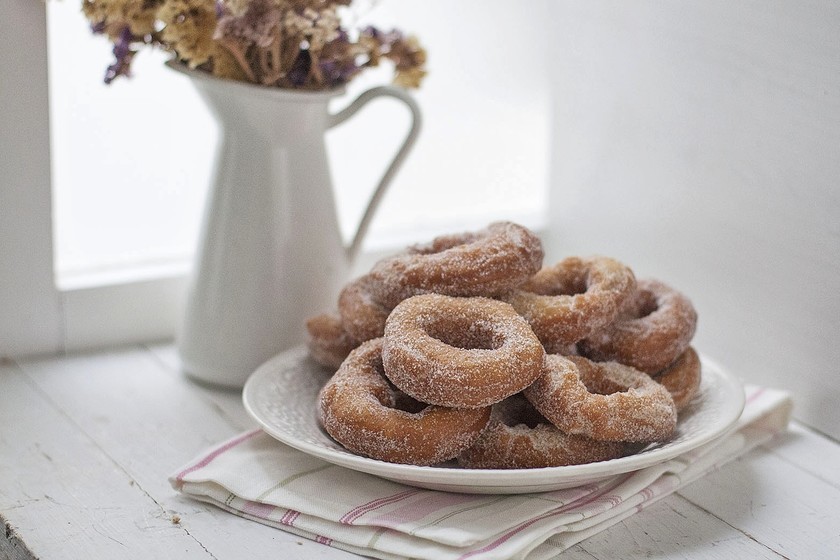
left=170, top=63, right=421, bottom=388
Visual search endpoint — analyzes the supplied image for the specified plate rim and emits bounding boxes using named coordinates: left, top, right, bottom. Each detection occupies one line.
left=243, top=346, right=745, bottom=490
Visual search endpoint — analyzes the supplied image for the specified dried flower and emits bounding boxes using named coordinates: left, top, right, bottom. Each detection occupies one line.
left=157, top=0, right=219, bottom=68
left=388, top=35, right=427, bottom=88
left=103, top=25, right=137, bottom=83
left=216, top=0, right=280, bottom=49
left=79, top=0, right=426, bottom=90
left=83, top=0, right=163, bottom=39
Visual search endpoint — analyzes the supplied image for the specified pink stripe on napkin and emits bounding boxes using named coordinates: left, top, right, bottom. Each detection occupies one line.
left=457, top=474, right=632, bottom=559
left=745, top=386, right=766, bottom=405
left=340, top=489, right=423, bottom=525
left=280, top=509, right=300, bottom=526
left=370, top=492, right=481, bottom=527
left=173, top=428, right=262, bottom=485
left=241, top=500, right=276, bottom=519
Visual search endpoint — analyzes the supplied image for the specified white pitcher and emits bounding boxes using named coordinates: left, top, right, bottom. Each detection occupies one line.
left=169, top=62, right=421, bottom=388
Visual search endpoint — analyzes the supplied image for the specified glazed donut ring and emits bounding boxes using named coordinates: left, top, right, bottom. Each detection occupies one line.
left=524, top=355, right=677, bottom=442
left=579, top=278, right=698, bottom=374
left=338, top=275, right=392, bottom=342
left=504, top=256, right=636, bottom=349
left=305, top=313, right=357, bottom=370
left=653, top=347, right=702, bottom=412
left=367, top=221, right=544, bottom=308
left=382, top=294, right=545, bottom=408
left=318, top=339, right=491, bottom=465
left=457, top=394, right=627, bottom=469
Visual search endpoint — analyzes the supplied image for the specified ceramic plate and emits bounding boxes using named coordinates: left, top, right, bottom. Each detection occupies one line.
left=243, top=346, right=745, bottom=494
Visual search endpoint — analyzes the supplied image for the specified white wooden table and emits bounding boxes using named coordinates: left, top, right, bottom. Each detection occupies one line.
left=2, top=343, right=838, bottom=559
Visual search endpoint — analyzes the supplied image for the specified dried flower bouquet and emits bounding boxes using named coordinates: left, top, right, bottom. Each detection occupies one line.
left=81, top=0, right=426, bottom=89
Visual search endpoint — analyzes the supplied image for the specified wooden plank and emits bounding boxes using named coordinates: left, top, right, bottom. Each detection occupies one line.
left=17, top=346, right=357, bottom=559
left=18, top=347, right=245, bottom=498
left=0, top=361, right=211, bottom=560
left=678, top=444, right=840, bottom=559
left=760, top=422, right=840, bottom=489
left=145, top=342, right=255, bottom=430
left=575, top=494, right=784, bottom=559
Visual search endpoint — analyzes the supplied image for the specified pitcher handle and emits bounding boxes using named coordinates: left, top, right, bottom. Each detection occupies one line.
left=328, top=86, right=422, bottom=263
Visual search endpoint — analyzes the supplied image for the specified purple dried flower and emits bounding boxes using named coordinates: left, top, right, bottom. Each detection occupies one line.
left=215, top=0, right=281, bottom=48
left=104, top=26, right=136, bottom=84
left=287, top=50, right=311, bottom=86
left=363, top=25, right=403, bottom=48
left=317, top=30, right=358, bottom=86
left=361, top=25, right=381, bottom=41
left=319, top=58, right=358, bottom=86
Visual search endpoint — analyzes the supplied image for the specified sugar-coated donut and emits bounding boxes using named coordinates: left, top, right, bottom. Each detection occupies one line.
left=653, top=346, right=702, bottom=412
left=524, top=355, right=677, bottom=442
left=457, top=394, right=627, bottom=469
left=367, top=221, right=544, bottom=308
left=318, top=339, right=491, bottom=465
left=338, top=275, right=392, bottom=342
left=579, top=278, right=698, bottom=374
left=382, top=294, right=545, bottom=408
left=505, top=256, right=636, bottom=350
left=305, top=313, right=357, bottom=370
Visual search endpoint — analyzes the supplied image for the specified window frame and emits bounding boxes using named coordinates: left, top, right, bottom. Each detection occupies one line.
left=1, top=2, right=187, bottom=356
left=2, top=1, right=63, bottom=357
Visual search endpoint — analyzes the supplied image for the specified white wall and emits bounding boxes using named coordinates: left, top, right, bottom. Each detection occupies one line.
left=546, top=1, right=839, bottom=438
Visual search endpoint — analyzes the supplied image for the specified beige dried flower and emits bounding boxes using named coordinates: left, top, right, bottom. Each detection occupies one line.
left=83, top=0, right=163, bottom=39
left=157, top=0, right=218, bottom=68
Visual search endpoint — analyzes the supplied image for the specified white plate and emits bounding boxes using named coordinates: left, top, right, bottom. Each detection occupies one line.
left=243, top=346, right=745, bottom=494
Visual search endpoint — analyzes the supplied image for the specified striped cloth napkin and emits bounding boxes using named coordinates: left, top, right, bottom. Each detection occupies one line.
left=170, top=385, right=791, bottom=560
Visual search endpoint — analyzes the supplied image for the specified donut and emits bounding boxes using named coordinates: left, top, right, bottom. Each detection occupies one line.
left=652, top=346, right=702, bottom=412
left=524, top=355, right=677, bottom=442
left=457, top=394, right=627, bottom=469
left=338, top=275, right=392, bottom=342
left=504, top=256, right=636, bottom=349
left=578, top=278, right=698, bottom=374
left=318, top=339, right=491, bottom=465
left=367, top=221, right=544, bottom=308
left=382, top=294, right=545, bottom=408
left=305, top=313, right=357, bottom=369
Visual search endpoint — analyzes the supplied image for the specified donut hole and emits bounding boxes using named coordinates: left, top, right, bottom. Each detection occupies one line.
left=582, top=377, right=628, bottom=396
left=627, top=290, right=659, bottom=319
left=508, top=416, right=546, bottom=429
left=530, top=270, right=589, bottom=297
left=578, top=365, right=630, bottom=396
left=391, top=390, right=428, bottom=414
left=373, top=363, right=429, bottom=414
left=499, top=396, right=549, bottom=429
left=423, top=318, right=502, bottom=351
left=553, top=277, right=588, bottom=297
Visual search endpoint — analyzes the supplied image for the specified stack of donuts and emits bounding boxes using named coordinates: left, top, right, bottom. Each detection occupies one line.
left=308, top=221, right=701, bottom=468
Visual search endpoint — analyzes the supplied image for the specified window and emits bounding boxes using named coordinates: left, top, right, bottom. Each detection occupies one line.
left=2, top=1, right=552, bottom=356
left=47, top=1, right=216, bottom=287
